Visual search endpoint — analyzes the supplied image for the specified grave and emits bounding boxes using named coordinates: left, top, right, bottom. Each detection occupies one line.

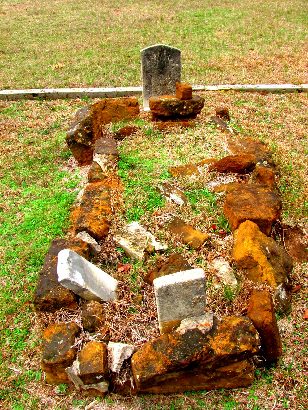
left=141, top=44, right=181, bottom=110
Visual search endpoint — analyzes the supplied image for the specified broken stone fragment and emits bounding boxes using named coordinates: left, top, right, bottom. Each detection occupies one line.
left=114, top=222, right=167, bottom=260
left=209, top=154, right=257, bottom=174
left=76, top=231, right=101, bottom=254
left=73, top=181, right=112, bottom=240
left=144, top=253, right=192, bottom=285
left=247, top=290, right=282, bottom=363
left=223, top=184, right=282, bottom=235
left=131, top=316, right=259, bottom=393
left=57, top=249, right=118, bottom=301
left=81, top=300, right=105, bottom=332
left=149, top=95, right=205, bottom=119
left=66, top=106, right=94, bottom=165
left=33, top=238, right=90, bottom=312
left=168, top=217, right=209, bottom=249
left=108, top=342, right=136, bottom=373
left=66, top=341, right=109, bottom=393
left=157, top=182, right=188, bottom=206
left=211, top=257, right=238, bottom=289
left=41, top=322, right=80, bottom=384
left=91, top=97, right=140, bottom=140
left=232, top=221, right=293, bottom=289
left=281, top=224, right=308, bottom=263
left=153, top=268, right=206, bottom=334
left=176, top=82, right=193, bottom=100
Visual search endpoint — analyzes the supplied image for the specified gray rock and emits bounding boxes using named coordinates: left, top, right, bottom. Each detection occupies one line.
left=153, top=268, right=206, bottom=334
left=141, top=44, right=181, bottom=110
left=114, top=222, right=167, bottom=260
left=57, top=249, right=118, bottom=301
left=108, top=342, right=136, bottom=373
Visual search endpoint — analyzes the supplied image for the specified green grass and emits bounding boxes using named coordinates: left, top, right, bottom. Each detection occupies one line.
left=0, top=0, right=307, bottom=89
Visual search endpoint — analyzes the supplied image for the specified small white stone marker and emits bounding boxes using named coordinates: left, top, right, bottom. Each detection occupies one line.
left=76, top=231, right=101, bottom=253
left=153, top=268, right=206, bottom=334
left=57, top=249, right=118, bottom=301
left=212, top=257, right=238, bottom=289
left=108, top=342, right=136, bottom=373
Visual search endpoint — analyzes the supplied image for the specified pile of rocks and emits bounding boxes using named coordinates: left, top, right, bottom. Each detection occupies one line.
left=33, top=94, right=303, bottom=396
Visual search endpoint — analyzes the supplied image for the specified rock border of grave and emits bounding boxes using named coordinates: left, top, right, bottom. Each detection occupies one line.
left=34, top=91, right=295, bottom=396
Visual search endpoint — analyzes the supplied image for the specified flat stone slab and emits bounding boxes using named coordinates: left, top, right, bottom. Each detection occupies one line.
left=149, top=95, right=205, bottom=119
left=223, top=184, right=282, bottom=235
left=114, top=222, right=167, bottom=260
left=153, top=268, right=206, bottom=334
left=57, top=249, right=118, bottom=301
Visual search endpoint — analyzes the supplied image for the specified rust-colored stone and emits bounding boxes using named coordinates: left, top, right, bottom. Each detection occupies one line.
left=215, top=107, right=230, bottom=122
left=78, top=341, right=108, bottom=385
left=223, top=184, right=282, bottom=235
left=94, top=137, right=118, bottom=157
left=251, top=165, right=276, bottom=188
left=176, top=82, right=193, bottom=100
left=131, top=316, right=259, bottom=393
left=210, top=116, right=231, bottom=133
left=213, top=182, right=244, bottom=193
left=82, top=300, right=105, bottom=332
left=233, top=220, right=293, bottom=288
left=145, top=253, right=192, bottom=285
left=149, top=95, right=204, bottom=119
left=114, top=125, right=139, bottom=140
left=74, top=181, right=113, bottom=240
left=91, top=97, right=140, bottom=140
left=169, top=163, right=200, bottom=177
left=41, top=322, right=80, bottom=384
left=168, top=217, right=209, bottom=249
left=227, top=137, right=273, bottom=164
left=209, top=154, right=257, bottom=174
left=34, top=238, right=90, bottom=312
left=247, top=290, right=282, bottom=362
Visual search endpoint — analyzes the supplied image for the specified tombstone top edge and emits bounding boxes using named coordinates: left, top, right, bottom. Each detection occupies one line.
left=141, top=44, right=181, bottom=54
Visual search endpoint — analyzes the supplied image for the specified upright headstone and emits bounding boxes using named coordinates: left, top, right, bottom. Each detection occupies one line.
left=141, top=44, right=181, bottom=110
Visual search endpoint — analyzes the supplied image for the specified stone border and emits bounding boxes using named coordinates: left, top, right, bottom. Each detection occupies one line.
left=35, top=95, right=296, bottom=396
left=1, top=84, right=307, bottom=101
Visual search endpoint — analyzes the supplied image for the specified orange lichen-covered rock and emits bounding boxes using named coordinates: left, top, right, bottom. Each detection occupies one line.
left=247, top=290, right=282, bottom=362
left=34, top=238, right=90, bottom=312
left=209, top=154, right=257, bottom=174
left=74, top=182, right=113, bottom=240
left=233, top=221, right=293, bottom=288
left=91, top=97, right=140, bottom=140
left=176, top=82, right=193, bottom=100
left=78, top=341, right=108, bottom=385
left=168, top=217, right=209, bottom=249
left=131, top=316, right=259, bottom=393
left=223, top=184, right=282, bottom=235
left=149, top=95, right=204, bottom=119
left=41, top=322, right=80, bottom=384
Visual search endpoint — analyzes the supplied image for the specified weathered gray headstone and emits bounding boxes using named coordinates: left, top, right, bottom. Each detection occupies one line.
left=141, top=44, right=181, bottom=110
left=153, top=268, right=206, bottom=334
